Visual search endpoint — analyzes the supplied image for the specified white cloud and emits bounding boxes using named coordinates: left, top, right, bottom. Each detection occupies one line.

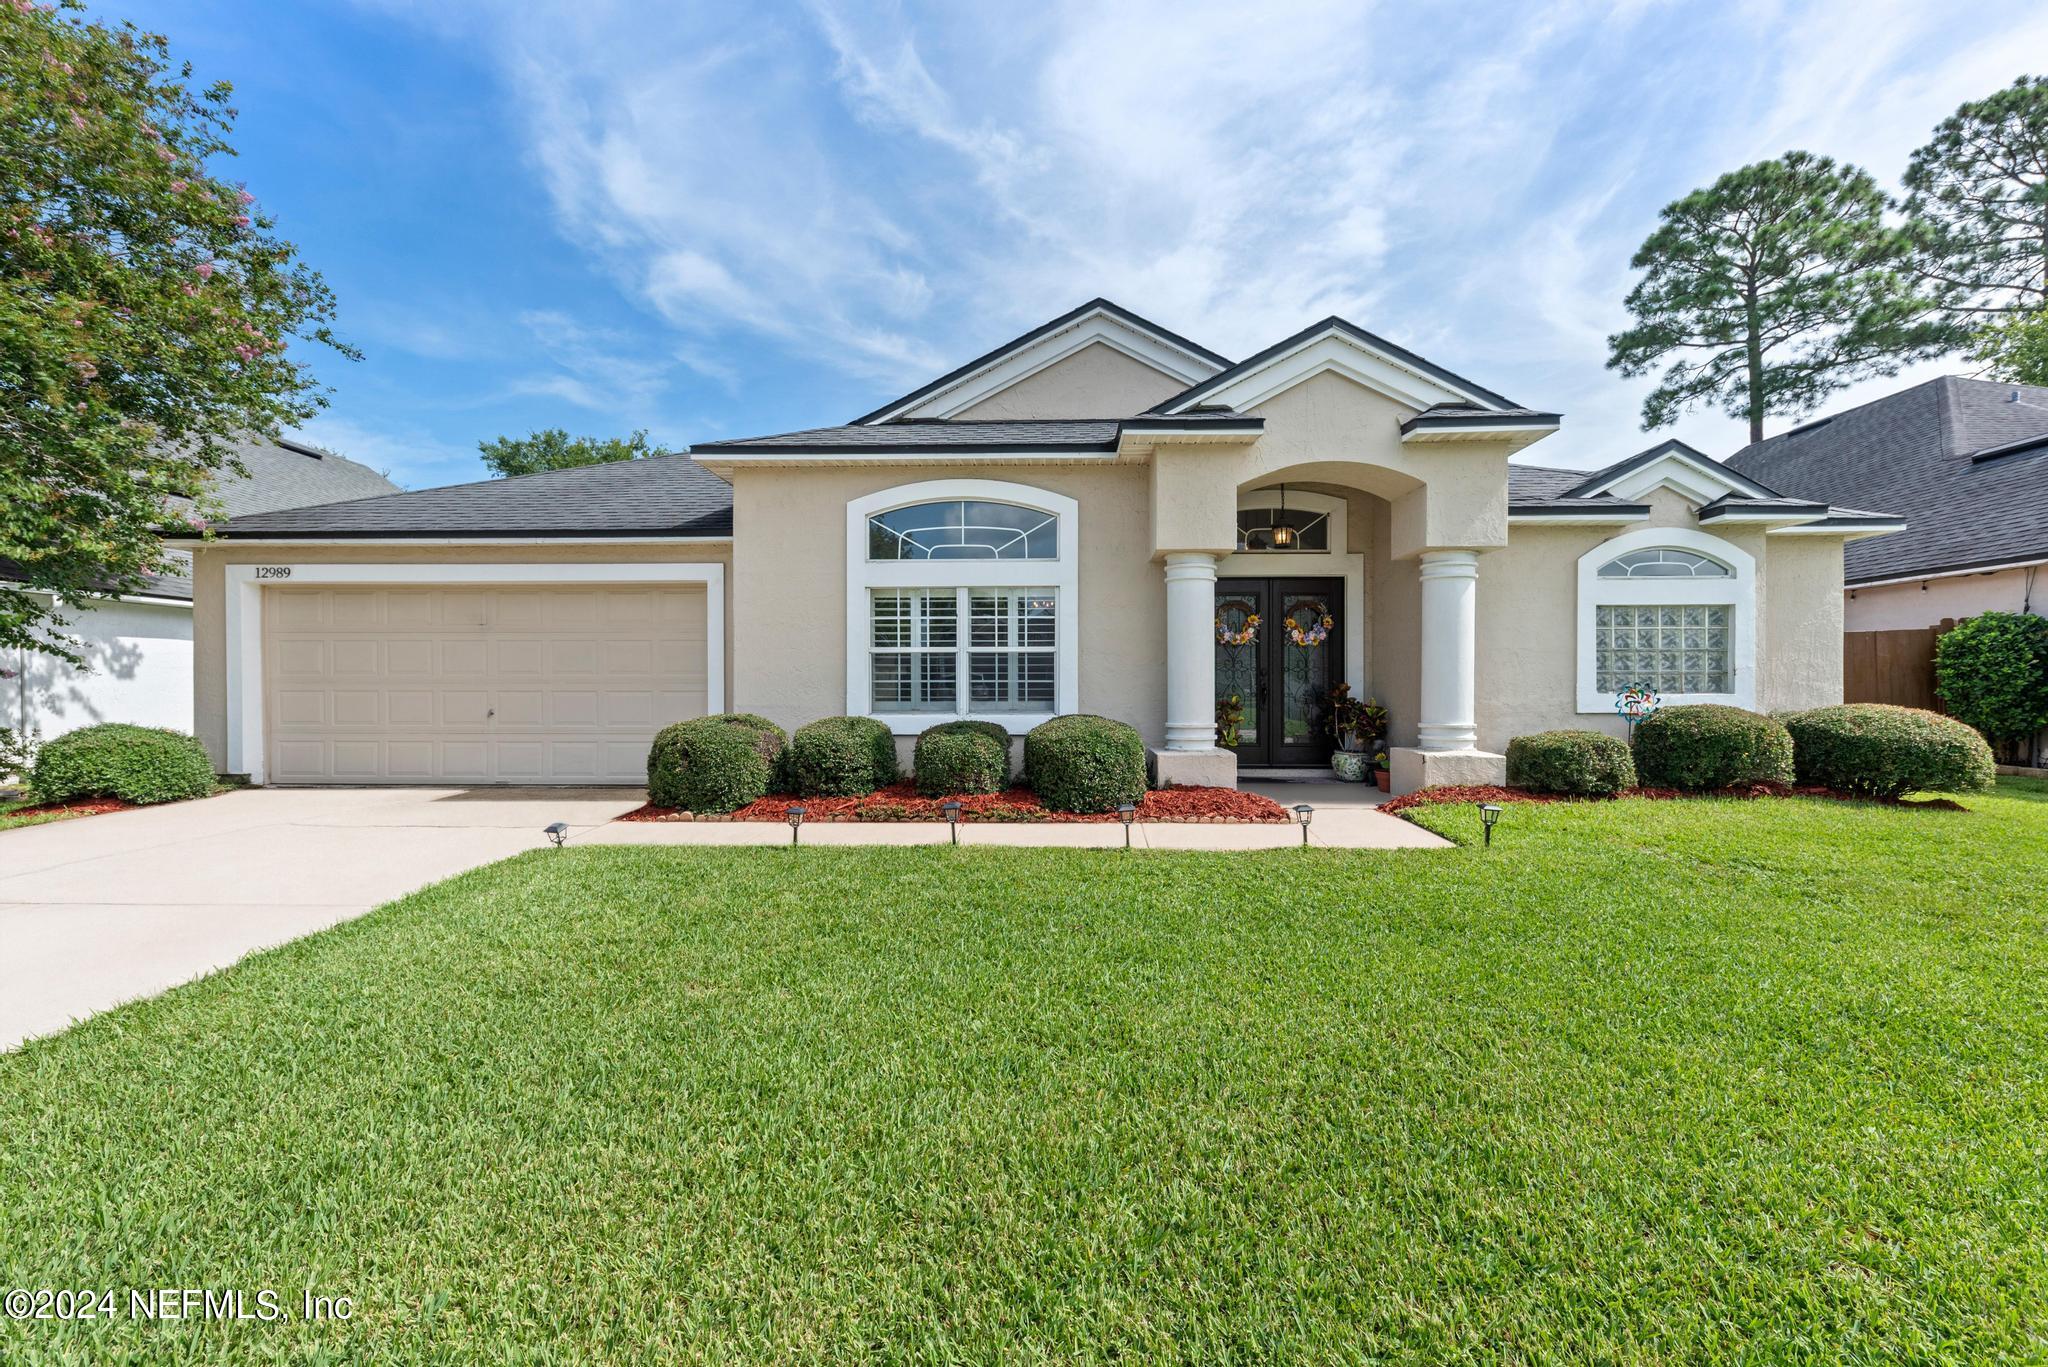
left=291, top=415, right=480, bottom=490
left=358, top=0, right=2045, bottom=467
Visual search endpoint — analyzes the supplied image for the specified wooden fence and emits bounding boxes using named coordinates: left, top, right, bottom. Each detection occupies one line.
left=1843, top=621, right=1953, bottom=712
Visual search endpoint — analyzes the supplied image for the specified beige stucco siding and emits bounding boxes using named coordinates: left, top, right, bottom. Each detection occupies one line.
left=951, top=342, right=1188, bottom=419
left=730, top=464, right=1167, bottom=744
left=1758, top=536, right=1845, bottom=711
left=187, top=541, right=731, bottom=769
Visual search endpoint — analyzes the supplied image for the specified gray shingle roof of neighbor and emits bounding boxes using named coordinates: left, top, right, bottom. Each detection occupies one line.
left=1726, top=375, right=2048, bottom=584
left=211, top=453, right=735, bottom=539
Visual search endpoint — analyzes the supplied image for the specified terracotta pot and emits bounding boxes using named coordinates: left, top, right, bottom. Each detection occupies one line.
left=1329, top=750, right=1370, bottom=783
left=1374, top=768, right=1390, bottom=792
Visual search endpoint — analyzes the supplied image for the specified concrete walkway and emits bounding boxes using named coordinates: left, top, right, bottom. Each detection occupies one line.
left=0, top=781, right=1440, bottom=1050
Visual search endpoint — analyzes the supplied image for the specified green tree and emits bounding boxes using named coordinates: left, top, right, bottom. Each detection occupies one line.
left=1970, top=308, right=2048, bottom=385
left=1904, top=75, right=2048, bottom=324
left=477, top=428, right=657, bottom=478
left=2, top=0, right=347, bottom=663
left=1607, top=152, right=1951, bottom=444
left=1935, top=611, right=2048, bottom=748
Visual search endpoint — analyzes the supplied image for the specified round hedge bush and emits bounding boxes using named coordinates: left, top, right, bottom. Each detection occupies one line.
left=1632, top=704, right=1793, bottom=790
left=646, top=713, right=787, bottom=813
left=913, top=721, right=1011, bottom=796
left=785, top=716, right=897, bottom=796
left=1934, top=610, right=2048, bottom=746
left=31, top=723, right=216, bottom=805
left=1022, top=714, right=1146, bottom=813
left=1505, top=729, right=1637, bottom=796
left=1784, top=703, right=1996, bottom=798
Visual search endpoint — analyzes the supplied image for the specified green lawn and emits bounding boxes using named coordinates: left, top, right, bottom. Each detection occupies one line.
left=4, top=783, right=2046, bottom=1363
left=0, top=798, right=74, bottom=832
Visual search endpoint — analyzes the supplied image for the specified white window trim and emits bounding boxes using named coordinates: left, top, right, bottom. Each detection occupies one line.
left=1576, top=527, right=1754, bottom=713
left=222, top=561, right=725, bottom=784
left=845, top=479, right=1078, bottom=734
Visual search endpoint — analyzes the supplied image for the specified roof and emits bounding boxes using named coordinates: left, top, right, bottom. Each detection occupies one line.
left=692, top=411, right=1263, bottom=456
left=1149, top=315, right=1523, bottom=415
left=850, top=299, right=1233, bottom=425
left=1726, top=376, right=2048, bottom=583
left=207, top=453, right=734, bottom=540
left=1401, top=403, right=1562, bottom=435
left=4, top=434, right=399, bottom=603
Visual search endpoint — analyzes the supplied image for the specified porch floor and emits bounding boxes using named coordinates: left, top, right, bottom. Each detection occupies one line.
left=1240, top=777, right=1395, bottom=809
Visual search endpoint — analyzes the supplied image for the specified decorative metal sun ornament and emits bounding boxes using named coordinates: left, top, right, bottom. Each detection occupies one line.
left=1613, top=684, right=1661, bottom=740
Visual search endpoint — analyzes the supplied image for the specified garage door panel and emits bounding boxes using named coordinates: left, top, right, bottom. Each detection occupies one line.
left=265, top=584, right=708, bottom=783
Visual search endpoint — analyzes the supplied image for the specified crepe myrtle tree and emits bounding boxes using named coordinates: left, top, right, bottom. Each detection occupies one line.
left=1904, top=75, right=2048, bottom=327
left=1608, top=151, right=1951, bottom=444
left=1, top=0, right=349, bottom=663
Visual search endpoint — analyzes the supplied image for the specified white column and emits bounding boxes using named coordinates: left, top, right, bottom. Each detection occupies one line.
left=1163, top=552, right=1219, bottom=750
left=1417, top=549, right=1479, bottom=751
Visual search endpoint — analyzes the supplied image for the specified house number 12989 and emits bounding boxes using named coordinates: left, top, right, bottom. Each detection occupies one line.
left=254, top=566, right=292, bottom=580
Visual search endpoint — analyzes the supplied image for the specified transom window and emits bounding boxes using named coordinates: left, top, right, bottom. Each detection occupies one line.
left=868, top=500, right=1057, bottom=561
left=1597, top=547, right=1733, bottom=579
left=871, top=588, right=1056, bottom=714
left=1236, top=507, right=1329, bottom=552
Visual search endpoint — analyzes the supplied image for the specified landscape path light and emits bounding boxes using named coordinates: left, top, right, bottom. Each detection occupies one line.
left=942, top=800, right=962, bottom=845
left=543, top=821, right=568, bottom=849
left=1478, top=802, right=1502, bottom=848
left=786, top=804, right=807, bottom=847
left=1116, top=802, right=1136, bottom=850
left=1293, top=803, right=1314, bottom=848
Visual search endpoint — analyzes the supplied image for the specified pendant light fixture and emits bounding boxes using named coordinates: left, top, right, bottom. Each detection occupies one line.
left=1269, top=484, right=1296, bottom=548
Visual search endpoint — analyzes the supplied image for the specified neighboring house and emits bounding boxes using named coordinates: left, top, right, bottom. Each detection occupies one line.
left=1727, top=377, right=2048, bottom=632
left=171, top=300, right=1896, bottom=795
left=4, top=436, right=396, bottom=743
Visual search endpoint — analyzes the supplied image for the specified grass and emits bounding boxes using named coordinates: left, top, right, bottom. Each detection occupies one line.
left=3, top=782, right=2046, bottom=1363
left=0, top=797, right=83, bottom=832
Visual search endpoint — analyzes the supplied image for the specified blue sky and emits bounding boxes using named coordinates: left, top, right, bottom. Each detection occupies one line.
left=122, top=0, right=2047, bottom=489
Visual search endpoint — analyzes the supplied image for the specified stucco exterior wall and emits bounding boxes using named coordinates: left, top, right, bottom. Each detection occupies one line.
left=5, top=593, right=193, bottom=742
left=1369, top=499, right=1421, bottom=748
left=1844, top=565, right=2041, bottom=631
left=186, top=541, right=731, bottom=769
left=730, top=463, right=1167, bottom=745
left=1474, top=494, right=1848, bottom=748
left=951, top=342, right=1187, bottom=419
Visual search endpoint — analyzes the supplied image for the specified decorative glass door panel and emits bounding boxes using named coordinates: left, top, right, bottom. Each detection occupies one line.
left=1215, top=577, right=1341, bottom=767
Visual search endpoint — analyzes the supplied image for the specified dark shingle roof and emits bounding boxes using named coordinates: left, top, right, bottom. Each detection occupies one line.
left=1726, top=376, right=2048, bottom=583
left=213, top=454, right=734, bottom=539
left=1401, top=403, right=1561, bottom=434
left=1150, top=316, right=1523, bottom=414
left=693, top=411, right=1263, bottom=455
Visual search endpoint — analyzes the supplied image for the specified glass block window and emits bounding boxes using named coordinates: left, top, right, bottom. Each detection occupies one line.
left=871, top=587, right=1054, bottom=715
left=868, top=501, right=1057, bottom=561
left=1595, top=604, right=1731, bottom=694
left=1597, top=547, right=1733, bottom=579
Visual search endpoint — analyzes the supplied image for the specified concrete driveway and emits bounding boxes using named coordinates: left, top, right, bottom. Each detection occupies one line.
left=0, top=786, right=643, bottom=1051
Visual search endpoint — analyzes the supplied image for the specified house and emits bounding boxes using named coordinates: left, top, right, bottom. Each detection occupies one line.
left=5, top=436, right=395, bottom=744
left=1726, top=376, right=2048, bottom=632
left=170, top=300, right=1898, bottom=794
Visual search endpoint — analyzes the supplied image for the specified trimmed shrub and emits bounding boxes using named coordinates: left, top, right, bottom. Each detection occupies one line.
left=646, top=713, right=787, bottom=813
left=31, top=723, right=216, bottom=805
left=1023, top=714, right=1146, bottom=813
left=1505, top=729, right=1637, bottom=796
left=785, top=716, right=897, bottom=797
left=914, top=721, right=1010, bottom=796
left=1785, top=703, right=1996, bottom=798
left=1934, top=611, right=2048, bottom=746
left=1632, top=704, right=1793, bottom=790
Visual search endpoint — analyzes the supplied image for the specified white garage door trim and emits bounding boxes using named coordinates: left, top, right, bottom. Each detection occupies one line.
left=225, top=562, right=725, bottom=784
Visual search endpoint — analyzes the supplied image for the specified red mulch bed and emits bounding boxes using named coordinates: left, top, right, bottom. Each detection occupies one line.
left=1380, top=783, right=1964, bottom=816
left=1, top=796, right=133, bottom=822
left=619, top=783, right=1290, bottom=824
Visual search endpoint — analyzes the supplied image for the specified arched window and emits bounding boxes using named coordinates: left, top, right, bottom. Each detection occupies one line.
left=846, top=480, right=1078, bottom=732
left=1596, top=547, right=1733, bottom=579
left=1577, top=529, right=1755, bottom=712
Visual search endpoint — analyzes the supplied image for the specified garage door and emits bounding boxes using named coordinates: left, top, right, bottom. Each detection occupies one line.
left=263, top=585, right=707, bottom=784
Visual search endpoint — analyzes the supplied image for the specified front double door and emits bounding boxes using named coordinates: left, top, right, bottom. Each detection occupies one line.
left=1214, top=578, right=1343, bottom=768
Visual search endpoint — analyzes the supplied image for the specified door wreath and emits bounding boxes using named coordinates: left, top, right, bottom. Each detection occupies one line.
left=1285, top=605, right=1334, bottom=648
left=1215, top=601, right=1260, bottom=646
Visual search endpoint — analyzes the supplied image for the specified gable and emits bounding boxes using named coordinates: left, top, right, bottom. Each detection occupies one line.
left=1154, top=317, right=1519, bottom=417
left=1570, top=441, right=1776, bottom=505
left=857, top=299, right=1226, bottom=424
left=947, top=341, right=1190, bottom=420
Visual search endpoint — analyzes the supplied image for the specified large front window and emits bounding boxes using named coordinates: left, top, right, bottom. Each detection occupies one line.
left=1576, top=530, right=1755, bottom=712
left=1595, top=604, right=1731, bottom=694
left=870, top=587, right=1056, bottom=714
left=847, top=482, right=1078, bottom=731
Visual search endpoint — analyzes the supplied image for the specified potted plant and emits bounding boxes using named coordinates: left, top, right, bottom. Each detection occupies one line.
left=1326, top=684, right=1381, bottom=782
left=1373, top=748, right=1390, bottom=792
left=1215, top=693, right=1244, bottom=750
